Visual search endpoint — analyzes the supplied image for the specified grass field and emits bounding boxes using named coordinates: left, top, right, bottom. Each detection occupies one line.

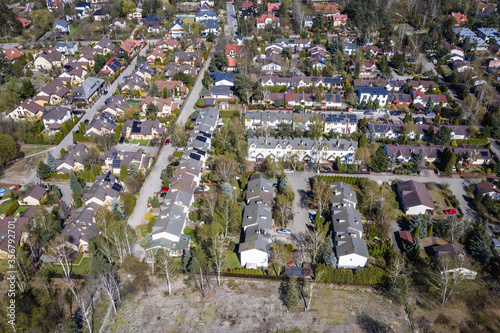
left=20, top=144, right=53, bottom=156
left=227, top=252, right=240, bottom=268
left=15, top=206, right=29, bottom=215
left=133, top=140, right=149, bottom=146
left=0, top=199, right=13, bottom=215
left=69, top=23, right=82, bottom=38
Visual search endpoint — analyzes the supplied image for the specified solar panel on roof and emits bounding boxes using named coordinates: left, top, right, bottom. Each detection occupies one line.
left=131, top=122, right=142, bottom=133
left=112, top=151, right=118, bottom=157
left=112, top=159, right=121, bottom=168
left=112, top=183, right=123, bottom=192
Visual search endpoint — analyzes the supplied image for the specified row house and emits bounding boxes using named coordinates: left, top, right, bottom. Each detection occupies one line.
left=384, top=144, right=491, bottom=165
left=366, top=122, right=470, bottom=140
left=357, top=87, right=389, bottom=106
left=323, top=113, right=358, bottom=134
left=163, top=64, right=199, bottom=78
left=260, top=75, right=343, bottom=89
left=155, top=80, right=189, bottom=96
left=247, top=137, right=358, bottom=164
left=244, top=111, right=315, bottom=131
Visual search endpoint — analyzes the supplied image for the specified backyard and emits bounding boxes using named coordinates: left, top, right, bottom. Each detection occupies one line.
left=133, top=140, right=149, bottom=146
left=49, top=256, right=91, bottom=276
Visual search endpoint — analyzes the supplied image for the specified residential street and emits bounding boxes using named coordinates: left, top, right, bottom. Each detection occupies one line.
left=227, top=2, right=237, bottom=34
left=286, top=171, right=476, bottom=236
left=126, top=50, right=213, bottom=228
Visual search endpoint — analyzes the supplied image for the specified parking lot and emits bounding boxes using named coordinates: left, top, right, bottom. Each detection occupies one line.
left=286, top=172, right=313, bottom=235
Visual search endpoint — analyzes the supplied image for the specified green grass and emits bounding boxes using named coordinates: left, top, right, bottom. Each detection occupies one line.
left=51, top=257, right=91, bottom=275
left=227, top=252, right=240, bottom=268
left=20, top=144, right=52, bottom=156
left=133, top=140, right=149, bottom=146
left=69, top=23, right=82, bottom=38
left=173, top=151, right=183, bottom=158
left=0, top=199, right=13, bottom=215
left=14, top=206, right=29, bottom=215
left=220, top=110, right=239, bottom=119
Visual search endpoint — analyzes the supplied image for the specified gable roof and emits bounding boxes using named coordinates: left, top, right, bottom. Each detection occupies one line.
left=23, top=185, right=47, bottom=201
left=71, top=77, right=105, bottom=100
left=397, top=180, right=435, bottom=210
left=3, top=47, right=24, bottom=61
left=96, top=37, right=116, bottom=51
left=54, top=19, right=69, bottom=27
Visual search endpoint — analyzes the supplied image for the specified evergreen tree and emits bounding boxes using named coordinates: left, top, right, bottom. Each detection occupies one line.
left=46, top=152, right=56, bottom=171
left=369, top=147, right=389, bottom=172
left=150, top=83, right=160, bottom=97
left=182, top=248, right=191, bottom=271
left=120, top=163, right=128, bottom=181
left=37, top=161, right=51, bottom=179
left=221, top=182, right=234, bottom=199
left=110, top=198, right=124, bottom=220
left=358, top=132, right=367, bottom=148
left=441, top=146, right=456, bottom=175
left=21, top=79, right=37, bottom=98
left=424, top=98, right=433, bottom=114
left=433, top=126, right=452, bottom=145
left=325, top=250, right=337, bottom=268
left=278, top=277, right=299, bottom=311
left=318, top=237, right=334, bottom=262
left=69, top=172, right=83, bottom=194
left=278, top=177, right=289, bottom=194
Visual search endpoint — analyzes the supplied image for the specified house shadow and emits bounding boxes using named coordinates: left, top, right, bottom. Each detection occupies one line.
left=356, top=312, right=390, bottom=333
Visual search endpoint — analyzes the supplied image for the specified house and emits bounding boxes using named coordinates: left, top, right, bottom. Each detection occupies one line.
left=60, top=61, right=87, bottom=84
left=266, top=2, right=280, bottom=13
left=17, top=17, right=32, bottom=29
left=156, top=37, right=180, bottom=50
left=34, top=49, right=67, bottom=70
left=195, top=10, right=217, bottom=22
left=314, top=3, right=340, bottom=16
left=94, top=37, right=116, bottom=55
left=397, top=180, right=435, bottom=215
left=225, top=56, right=237, bottom=72
left=304, top=17, right=314, bottom=28
left=200, top=85, right=234, bottom=99
left=62, top=206, right=97, bottom=252
left=93, top=9, right=110, bottom=21
left=453, top=27, right=476, bottom=42
left=139, top=96, right=178, bottom=116
left=42, top=106, right=72, bottom=130
left=0, top=214, right=29, bottom=259
left=324, top=114, right=357, bottom=134
left=146, top=47, right=166, bottom=63
left=77, top=48, right=100, bottom=67
left=3, top=47, right=24, bottom=61
left=242, top=201, right=273, bottom=232
left=121, top=73, right=147, bottom=92
left=212, top=72, right=235, bottom=86
left=9, top=100, right=45, bottom=120
left=111, top=18, right=127, bottom=29
left=100, top=58, right=121, bottom=74
left=225, top=43, right=243, bottom=57
left=85, top=112, right=116, bottom=136
left=101, top=94, right=129, bottom=116
left=102, top=148, right=146, bottom=173
left=75, top=2, right=91, bottom=18
left=55, top=42, right=78, bottom=55
left=239, top=225, right=272, bottom=268
left=119, top=39, right=141, bottom=55
left=358, top=87, right=389, bottom=107
left=170, top=19, right=185, bottom=38
left=476, top=28, right=498, bottom=42
left=476, top=181, right=500, bottom=200
left=22, top=185, right=47, bottom=205
left=122, top=120, right=164, bottom=140
left=198, top=19, right=218, bottom=35
left=71, top=77, right=105, bottom=101
left=450, top=12, right=468, bottom=25
left=240, top=1, right=253, bottom=10
left=54, top=19, right=70, bottom=34
left=363, top=59, right=377, bottom=72
left=332, top=14, right=348, bottom=26
left=56, top=143, right=89, bottom=174
left=330, top=181, right=358, bottom=209
left=398, top=230, right=414, bottom=251
left=36, top=77, right=69, bottom=104
left=155, top=80, right=189, bottom=96
left=83, top=172, right=123, bottom=207
left=174, top=51, right=198, bottom=65
left=247, top=137, right=357, bottom=164
left=256, top=14, right=280, bottom=30
left=144, top=20, right=161, bottom=34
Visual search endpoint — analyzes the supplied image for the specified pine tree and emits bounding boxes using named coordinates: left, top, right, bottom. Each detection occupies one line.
left=37, top=161, right=52, bottom=179
left=221, top=182, right=234, bottom=199
left=46, top=152, right=56, bottom=171
left=150, top=83, right=160, bottom=97
left=369, top=147, right=389, bottom=172
left=111, top=198, right=124, bottom=220
left=120, top=163, right=128, bottom=181
left=325, top=250, right=337, bottom=268
left=69, top=172, right=83, bottom=194
left=278, top=277, right=299, bottom=311
left=182, top=249, right=191, bottom=271
left=278, top=177, right=289, bottom=194
left=358, top=132, right=367, bottom=148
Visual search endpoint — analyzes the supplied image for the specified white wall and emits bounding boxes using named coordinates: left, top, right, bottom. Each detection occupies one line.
left=337, top=253, right=367, bottom=269
left=240, top=249, right=269, bottom=267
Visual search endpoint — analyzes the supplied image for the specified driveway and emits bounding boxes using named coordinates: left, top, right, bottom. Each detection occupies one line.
left=227, top=2, right=237, bottom=34
left=55, top=182, right=73, bottom=206
left=286, top=172, right=313, bottom=234
left=126, top=50, right=214, bottom=228
left=115, top=142, right=157, bottom=155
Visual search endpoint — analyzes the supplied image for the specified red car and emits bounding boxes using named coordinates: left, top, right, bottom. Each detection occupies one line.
left=444, top=209, right=457, bottom=215
left=161, top=186, right=169, bottom=192
left=165, top=139, right=170, bottom=145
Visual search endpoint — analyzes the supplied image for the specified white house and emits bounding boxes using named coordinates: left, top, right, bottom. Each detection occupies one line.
left=54, top=19, right=70, bottom=34
left=195, top=10, right=217, bottom=22
left=239, top=225, right=272, bottom=268
left=170, top=19, right=185, bottom=38
left=324, top=113, right=357, bottom=134
left=397, top=180, right=436, bottom=215
left=55, top=42, right=78, bottom=55
left=335, top=234, right=369, bottom=269
left=42, top=106, right=72, bottom=129
left=247, top=137, right=357, bottom=164
left=357, top=87, right=389, bottom=107
left=256, top=14, right=280, bottom=30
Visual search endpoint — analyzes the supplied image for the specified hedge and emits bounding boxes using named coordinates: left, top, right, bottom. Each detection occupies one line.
left=316, top=175, right=365, bottom=186
left=50, top=172, right=70, bottom=179
left=228, top=268, right=264, bottom=275
left=5, top=201, right=19, bottom=216
left=316, top=264, right=389, bottom=286
left=173, top=151, right=183, bottom=158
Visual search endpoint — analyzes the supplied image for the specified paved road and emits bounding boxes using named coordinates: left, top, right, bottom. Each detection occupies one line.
left=285, top=171, right=476, bottom=235
left=227, top=2, right=238, bottom=34
left=126, top=50, right=214, bottom=228
left=418, top=52, right=460, bottom=104
left=22, top=43, right=155, bottom=186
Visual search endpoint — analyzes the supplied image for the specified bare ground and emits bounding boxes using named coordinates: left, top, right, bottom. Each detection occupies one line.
left=0, top=153, right=45, bottom=184
left=105, top=277, right=410, bottom=333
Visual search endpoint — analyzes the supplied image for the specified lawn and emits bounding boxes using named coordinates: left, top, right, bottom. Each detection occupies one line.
left=133, top=140, right=149, bottom=146
left=69, top=23, right=82, bottom=38
left=0, top=199, right=13, bottom=215
left=14, top=206, right=29, bottom=215
left=127, top=100, right=141, bottom=108
left=51, top=257, right=91, bottom=275
left=20, top=144, right=53, bottom=156
left=227, top=252, right=240, bottom=268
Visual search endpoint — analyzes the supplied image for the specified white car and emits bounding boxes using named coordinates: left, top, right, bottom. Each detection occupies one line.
left=276, top=228, right=292, bottom=234
left=284, top=169, right=294, bottom=174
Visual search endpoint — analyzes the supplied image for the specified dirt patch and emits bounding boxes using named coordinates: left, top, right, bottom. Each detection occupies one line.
left=0, top=153, right=45, bottom=184
left=106, top=277, right=410, bottom=333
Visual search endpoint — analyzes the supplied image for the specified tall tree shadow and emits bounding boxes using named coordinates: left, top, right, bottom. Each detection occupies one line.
left=356, top=312, right=391, bottom=333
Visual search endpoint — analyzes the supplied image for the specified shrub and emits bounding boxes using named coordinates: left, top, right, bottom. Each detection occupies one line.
left=147, top=216, right=157, bottom=233
left=173, top=151, right=183, bottom=158
left=4, top=201, right=19, bottom=216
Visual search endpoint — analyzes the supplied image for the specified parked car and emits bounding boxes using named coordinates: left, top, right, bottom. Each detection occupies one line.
left=364, top=110, right=374, bottom=115
left=169, top=161, right=180, bottom=167
left=177, top=148, right=184, bottom=152
left=119, top=137, right=125, bottom=144
left=426, top=112, right=435, bottom=117
left=161, top=186, right=169, bottom=192
left=444, top=209, right=457, bottom=215
left=284, top=169, right=294, bottom=174
left=276, top=228, right=292, bottom=234
left=165, top=138, right=170, bottom=145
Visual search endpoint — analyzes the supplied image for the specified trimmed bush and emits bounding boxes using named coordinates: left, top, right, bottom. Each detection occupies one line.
left=316, top=175, right=366, bottom=186
left=315, top=264, right=388, bottom=286
left=4, top=201, right=19, bottom=216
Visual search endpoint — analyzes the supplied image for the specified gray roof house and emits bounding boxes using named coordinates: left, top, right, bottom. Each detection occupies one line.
left=71, top=77, right=105, bottom=100
left=330, top=181, right=358, bottom=209
left=83, top=171, right=123, bottom=206
left=56, top=142, right=89, bottom=174
left=239, top=224, right=272, bottom=268
left=62, top=207, right=97, bottom=252
left=242, top=201, right=273, bottom=232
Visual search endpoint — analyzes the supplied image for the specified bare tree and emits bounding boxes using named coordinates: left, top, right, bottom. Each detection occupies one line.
left=91, top=254, right=121, bottom=314
left=214, top=156, right=238, bottom=182
left=430, top=253, right=473, bottom=305
left=389, top=256, right=405, bottom=284
left=206, top=225, right=230, bottom=286
left=14, top=247, right=30, bottom=293
left=199, top=189, right=219, bottom=223
left=311, top=179, right=333, bottom=216
left=293, top=0, right=305, bottom=32
left=156, top=248, right=179, bottom=295
left=305, top=270, right=324, bottom=311
left=271, top=241, right=290, bottom=276
left=430, top=0, right=440, bottom=21
left=448, top=217, right=472, bottom=244
left=305, top=222, right=328, bottom=264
